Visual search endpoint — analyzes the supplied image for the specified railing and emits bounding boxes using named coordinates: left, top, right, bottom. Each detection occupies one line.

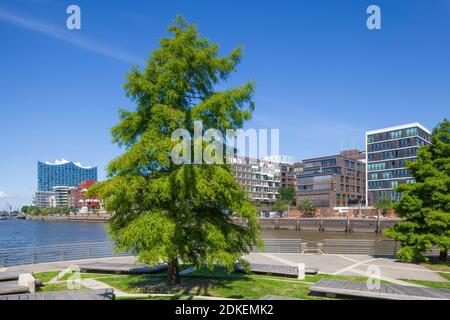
left=0, top=242, right=130, bottom=267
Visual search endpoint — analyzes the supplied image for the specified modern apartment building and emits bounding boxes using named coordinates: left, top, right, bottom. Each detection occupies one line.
left=33, top=191, right=55, bottom=208
left=263, top=155, right=297, bottom=188
left=231, top=156, right=297, bottom=214
left=366, top=123, right=431, bottom=206
left=38, top=159, right=97, bottom=191
left=296, top=152, right=366, bottom=208
left=52, top=186, right=76, bottom=208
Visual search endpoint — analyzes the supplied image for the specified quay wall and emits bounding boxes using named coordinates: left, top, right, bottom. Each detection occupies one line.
left=236, top=217, right=400, bottom=233
left=27, top=215, right=400, bottom=233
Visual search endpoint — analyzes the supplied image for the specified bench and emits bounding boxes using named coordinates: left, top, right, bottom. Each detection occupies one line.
left=310, top=279, right=450, bottom=300
left=0, top=288, right=115, bottom=300
left=78, top=262, right=167, bottom=275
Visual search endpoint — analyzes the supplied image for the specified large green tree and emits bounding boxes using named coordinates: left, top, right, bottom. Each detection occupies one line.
left=384, top=119, right=450, bottom=262
left=89, top=16, right=261, bottom=285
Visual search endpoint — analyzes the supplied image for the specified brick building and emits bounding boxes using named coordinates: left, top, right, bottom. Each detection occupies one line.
left=296, top=152, right=366, bottom=209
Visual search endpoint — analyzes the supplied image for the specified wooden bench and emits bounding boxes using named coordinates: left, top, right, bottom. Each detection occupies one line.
left=0, top=288, right=115, bottom=300
left=78, top=262, right=167, bottom=275
left=235, top=263, right=318, bottom=277
left=0, top=271, right=24, bottom=282
left=310, top=279, right=450, bottom=300
left=0, top=280, right=29, bottom=295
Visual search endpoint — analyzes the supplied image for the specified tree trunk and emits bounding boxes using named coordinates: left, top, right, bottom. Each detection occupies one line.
left=439, top=250, right=448, bottom=262
left=167, top=258, right=180, bottom=286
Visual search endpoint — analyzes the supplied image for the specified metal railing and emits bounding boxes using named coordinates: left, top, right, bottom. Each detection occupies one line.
left=0, top=242, right=130, bottom=267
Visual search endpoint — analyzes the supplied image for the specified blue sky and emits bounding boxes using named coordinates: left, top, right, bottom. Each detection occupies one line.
left=0, top=0, right=449, bottom=208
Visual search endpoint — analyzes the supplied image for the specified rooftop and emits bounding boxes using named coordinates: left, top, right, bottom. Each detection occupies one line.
left=366, top=122, right=431, bottom=135
left=41, top=159, right=94, bottom=169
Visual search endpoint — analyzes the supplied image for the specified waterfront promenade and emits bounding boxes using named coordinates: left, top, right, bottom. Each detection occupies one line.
left=3, top=254, right=446, bottom=283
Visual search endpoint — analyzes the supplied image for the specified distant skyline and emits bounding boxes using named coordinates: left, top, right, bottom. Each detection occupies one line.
left=1, top=0, right=449, bottom=208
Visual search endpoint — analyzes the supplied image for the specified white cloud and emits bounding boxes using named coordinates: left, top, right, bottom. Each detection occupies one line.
left=0, top=7, right=143, bottom=65
left=0, top=191, right=9, bottom=198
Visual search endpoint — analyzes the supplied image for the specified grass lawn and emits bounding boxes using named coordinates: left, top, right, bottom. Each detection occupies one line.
left=35, top=281, right=86, bottom=292
left=32, top=265, right=450, bottom=299
left=59, top=271, right=118, bottom=281
left=115, top=295, right=208, bottom=301
left=33, top=270, right=86, bottom=292
left=401, top=271, right=450, bottom=290
left=94, top=267, right=386, bottom=300
left=33, top=270, right=60, bottom=283
left=99, top=273, right=323, bottom=300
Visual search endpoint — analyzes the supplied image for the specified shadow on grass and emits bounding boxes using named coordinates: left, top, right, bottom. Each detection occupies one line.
left=124, top=266, right=254, bottom=299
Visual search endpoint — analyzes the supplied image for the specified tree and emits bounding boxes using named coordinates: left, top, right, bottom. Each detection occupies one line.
left=21, top=206, right=30, bottom=214
left=384, top=119, right=450, bottom=262
left=374, top=198, right=394, bottom=217
left=271, top=186, right=296, bottom=217
left=89, top=16, right=261, bottom=285
left=271, top=199, right=288, bottom=217
left=297, top=200, right=316, bottom=217
left=278, top=186, right=296, bottom=206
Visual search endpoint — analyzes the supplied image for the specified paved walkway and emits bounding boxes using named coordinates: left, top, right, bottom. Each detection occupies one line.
left=245, top=253, right=447, bottom=282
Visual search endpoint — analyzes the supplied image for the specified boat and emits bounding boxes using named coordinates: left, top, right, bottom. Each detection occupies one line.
left=16, top=214, right=26, bottom=220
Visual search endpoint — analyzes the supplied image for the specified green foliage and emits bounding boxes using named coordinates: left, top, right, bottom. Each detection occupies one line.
left=89, top=16, right=261, bottom=281
left=297, top=200, right=316, bottom=217
left=271, top=199, right=288, bottom=214
left=270, top=186, right=296, bottom=214
left=20, top=205, right=30, bottom=213
left=374, top=198, right=394, bottom=217
left=27, top=206, right=75, bottom=216
left=278, top=186, right=296, bottom=205
left=384, top=119, right=450, bottom=262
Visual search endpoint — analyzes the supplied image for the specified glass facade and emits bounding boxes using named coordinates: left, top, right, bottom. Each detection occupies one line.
left=296, top=155, right=366, bottom=208
left=38, top=161, right=97, bottom=191
left=366, top=123, right=431, bottom=206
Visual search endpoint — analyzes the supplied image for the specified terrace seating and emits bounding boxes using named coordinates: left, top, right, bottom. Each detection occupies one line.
left=310, top=279, right=450, bottom=300
left=78, top=262, right=167, bottom=275
left=0, top=288, right=115, bottom=300
left=235, top=262, right=319, bottom=277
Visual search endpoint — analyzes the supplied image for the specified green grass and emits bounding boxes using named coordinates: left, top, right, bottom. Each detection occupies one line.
left=115, top=295, right=208, bottom=301
left=36, top=282, right=86, bottom=292
left=401, top=272, right=450, bottom=290
left=95, top=267, right=387, bottom=300
left=59, top=271, right=117, bottom=281
left=100, top=274, right=323, bottom=300
left=42, top=266, right=396, bottom=300
left=33, top=270, right=61, bottom=283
